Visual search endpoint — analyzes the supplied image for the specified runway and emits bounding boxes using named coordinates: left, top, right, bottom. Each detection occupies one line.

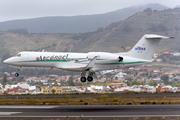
left=0, top=105, right=180, bottom=119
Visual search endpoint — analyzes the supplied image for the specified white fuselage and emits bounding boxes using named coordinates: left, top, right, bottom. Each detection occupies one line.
left=4, top=51, right=150, bottom=72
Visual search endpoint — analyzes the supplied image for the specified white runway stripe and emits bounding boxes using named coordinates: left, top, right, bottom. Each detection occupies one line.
left=0, top=112, right=22, bottom=115
left=0, top=105, right=58, bottom=108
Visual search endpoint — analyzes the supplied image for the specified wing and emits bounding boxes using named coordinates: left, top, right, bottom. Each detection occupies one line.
left=55, top=56, right=97, bottom=72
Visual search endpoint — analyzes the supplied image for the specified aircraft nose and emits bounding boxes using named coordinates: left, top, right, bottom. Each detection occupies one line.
left=3, top=59, right=10, bottom=64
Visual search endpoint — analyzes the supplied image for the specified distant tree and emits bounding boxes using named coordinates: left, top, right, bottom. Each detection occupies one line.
left=2, top=74, right=7, bottom=88
left=96, top=27, right=104, bottom=32
left=67, top=76, right=75, bottom=86
left=77, top=82, right=88, bottom=86
left=130, top=80, right=140, bottom=86
left=52, top=43, right=57, bottom=47
left=7, top=28, right=29, bottom=34
left=126, top=81, right=131, bottom=86
left=148, top=80, right=157, bottom=86
left=161, top=75, right=169, bottom=84
left=174, top=78, right=178, bottom=81
left=174, top=83, right=180, bottom=87
left=52, top=89, right=56, bottom=94
left=153, top=10, right=158, bottom=12
left=143, top=8, right=152, bottom=12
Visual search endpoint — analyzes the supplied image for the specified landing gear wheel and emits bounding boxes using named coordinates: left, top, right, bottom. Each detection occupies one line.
left=87, top=76, right=93, bottom=82
left=15, top=73, right=19, bottom=77
left=80, top=77, right=86, bottom=82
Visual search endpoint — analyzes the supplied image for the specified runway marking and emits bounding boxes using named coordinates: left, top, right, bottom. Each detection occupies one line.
left=0, top=112, right=22, bottom=115
left=0, top=106, right=58, bottom=108
left=160, top=109, right=174, bottom=111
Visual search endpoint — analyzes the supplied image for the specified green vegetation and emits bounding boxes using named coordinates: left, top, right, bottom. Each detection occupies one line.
left=7, top=28, right=29, bottom=34
left=0, top=96, right=179, bottom=105
left=1, top=74, right=7, bottom=88
left=1, top=8, right=180, bottom=58
left=67, top=76, right=75, bottom=86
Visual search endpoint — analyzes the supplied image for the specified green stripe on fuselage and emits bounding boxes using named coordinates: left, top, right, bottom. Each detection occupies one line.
left=95, top=61, right=149, bottom=65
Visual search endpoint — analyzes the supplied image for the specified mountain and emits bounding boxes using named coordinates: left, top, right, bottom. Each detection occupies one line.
left=72, top=8, right=180, bottom=53
left=1, top=7, right=180, bottom=61
left=0, top=3, right=168, bottom=33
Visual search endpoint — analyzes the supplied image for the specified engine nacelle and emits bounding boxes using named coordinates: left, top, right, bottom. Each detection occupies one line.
left=88, top=52, right=123, bottom=62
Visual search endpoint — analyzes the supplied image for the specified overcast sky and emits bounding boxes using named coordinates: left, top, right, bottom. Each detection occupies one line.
left=0, top=0, right=180, bottom=22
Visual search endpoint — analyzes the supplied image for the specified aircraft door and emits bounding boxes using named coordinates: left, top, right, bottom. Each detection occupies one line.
left=22, top=54, right=28, bottom=65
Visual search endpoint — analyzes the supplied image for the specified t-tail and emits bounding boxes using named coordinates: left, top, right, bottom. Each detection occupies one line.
left=128, top=34, right=173, bottom=60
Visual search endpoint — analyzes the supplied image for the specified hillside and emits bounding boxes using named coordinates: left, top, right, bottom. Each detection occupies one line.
left=0, top=32, right=80, bottom=58
left=0, top=3, right=168, bottom=33
left=72, top=8, right=180, bottom=53
left=1, top=8, right=180, bottom=61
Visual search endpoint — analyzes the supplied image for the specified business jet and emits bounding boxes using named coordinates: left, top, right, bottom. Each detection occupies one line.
left=3, top=34, right=172, bottom=82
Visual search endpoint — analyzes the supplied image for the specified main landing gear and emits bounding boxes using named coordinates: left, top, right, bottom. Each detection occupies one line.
left=15, top=67, right=21, bottom=77
left=80, top=76, right=93, bottom=82
left=80, top=71, right=94, bottom=82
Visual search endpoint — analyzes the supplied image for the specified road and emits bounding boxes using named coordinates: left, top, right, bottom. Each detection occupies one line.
left=0, top=105, right=180, bottom=119
left=0, top=93, right=180, bottom=99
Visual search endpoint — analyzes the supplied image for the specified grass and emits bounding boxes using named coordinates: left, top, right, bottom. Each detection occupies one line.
left=0, top=96, right=180, bottom=105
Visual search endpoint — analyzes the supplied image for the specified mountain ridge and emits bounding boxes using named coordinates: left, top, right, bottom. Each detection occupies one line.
left=0, top=3, right=168, bottom=33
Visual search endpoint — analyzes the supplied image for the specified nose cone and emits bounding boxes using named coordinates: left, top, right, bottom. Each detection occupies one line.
left=3, top=59, right=11, bottom=64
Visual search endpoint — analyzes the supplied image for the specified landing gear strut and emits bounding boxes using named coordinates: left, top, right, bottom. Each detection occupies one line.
left=80, top=71, right=86, bottom=82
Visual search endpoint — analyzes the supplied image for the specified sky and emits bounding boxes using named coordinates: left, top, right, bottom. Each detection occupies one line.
left=0, top=0, right=180, bottom=22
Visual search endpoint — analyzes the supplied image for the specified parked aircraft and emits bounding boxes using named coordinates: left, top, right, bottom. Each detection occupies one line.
left=3, top=34, right=173, bottom=82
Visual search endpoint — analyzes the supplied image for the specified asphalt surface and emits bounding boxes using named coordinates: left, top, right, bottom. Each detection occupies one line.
left=0, top=105, right=180, bottom=119
left=0, top=93, right=180, bottom=99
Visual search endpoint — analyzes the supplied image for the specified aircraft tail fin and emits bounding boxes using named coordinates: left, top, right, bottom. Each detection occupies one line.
left=128, top=34, right=173, bottom=60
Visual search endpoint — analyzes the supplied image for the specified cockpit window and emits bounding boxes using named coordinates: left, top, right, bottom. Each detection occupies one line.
left=14, top=54, right=21, bottom=57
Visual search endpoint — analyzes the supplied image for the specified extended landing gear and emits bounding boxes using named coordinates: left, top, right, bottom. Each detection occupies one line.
left=80, top=71, right=94, bottom=82
left=15, top=67, right=21, bottom=77
left=80, top=76, right=93, bottom=82
left=15, top=73, right=19, bottom=77
left=87, top=76, right=93, bottom=82
left=80, top=77, right=86, bottom=82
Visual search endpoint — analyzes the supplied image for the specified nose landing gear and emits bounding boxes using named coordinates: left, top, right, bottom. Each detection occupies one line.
left=15, top=73, right=19, bottom=77
left=15, top=67, right=21, bottom=77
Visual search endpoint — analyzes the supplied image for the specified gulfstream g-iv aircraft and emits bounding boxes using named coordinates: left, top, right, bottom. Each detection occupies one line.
left=3, top=34, right=173, bottom=82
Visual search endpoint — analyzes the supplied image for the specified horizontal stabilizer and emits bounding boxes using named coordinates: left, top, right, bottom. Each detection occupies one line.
left=128, top=34, right=173, bottom=60
left=145, top=34, right=174, bottom=39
